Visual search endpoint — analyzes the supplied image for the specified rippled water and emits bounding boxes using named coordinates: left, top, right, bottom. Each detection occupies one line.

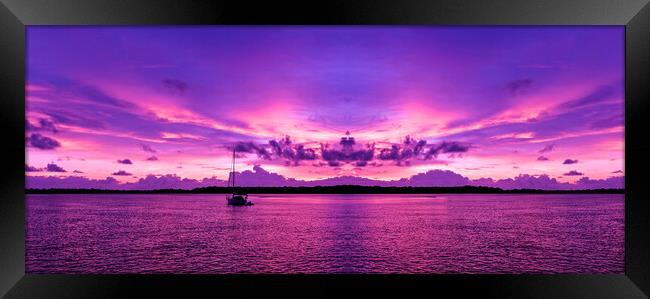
left=26, top=193, right=624, bottom=274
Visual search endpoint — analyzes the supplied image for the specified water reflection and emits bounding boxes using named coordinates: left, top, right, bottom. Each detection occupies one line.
left=26, top=193, right=624, bottom=274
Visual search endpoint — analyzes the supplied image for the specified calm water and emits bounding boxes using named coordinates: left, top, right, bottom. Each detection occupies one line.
left=26, top=193, right=624, bottom=274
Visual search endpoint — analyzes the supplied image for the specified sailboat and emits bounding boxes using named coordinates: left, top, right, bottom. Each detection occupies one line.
left=226, top=147, right=254, bottom=206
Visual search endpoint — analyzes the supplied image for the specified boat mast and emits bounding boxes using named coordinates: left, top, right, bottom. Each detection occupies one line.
left=231, top=147, right=236, bottom=193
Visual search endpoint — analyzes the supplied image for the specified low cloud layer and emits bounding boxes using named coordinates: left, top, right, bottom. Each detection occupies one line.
left=28, top=166, right=623, bottom=191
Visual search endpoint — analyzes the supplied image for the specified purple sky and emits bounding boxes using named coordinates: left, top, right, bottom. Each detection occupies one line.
left=26, top=26, right=624, bottom=190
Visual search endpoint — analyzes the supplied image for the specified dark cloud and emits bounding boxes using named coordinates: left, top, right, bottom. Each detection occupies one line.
left=563, top=170, right=584, bottom=176
left=45, top=163, right=66, bottom=172
left=146, top=156, right=159, bottom=161
left=424, top=141, right=471, bottom=160
left=162, top=79, right=188, bottom=95
left=268, top=136, right=317, bottom=165
left=295, top=144, right=317, bottom=160
left=563, top=159, right=578, bottom=164
left=537, top=156, right=549, bottom=161
left=141, top=144, right=157, bottom=153
left=328, top=161, right=341, bottom=167
left=112, top=170, right=132, bottom=176
left=321, top=136, right=376, bottom=166
left=38, top=118, right=58, bottom=133
left=26, top=164, right=42, bottom=172
left=378, top=145, right=399, bottom=160
left=117, top=159, right=133, bottom=164
left=229, top=141, right=272, bottom=160
left=441, top=142, right=470, bottom=153
left=538, top=144, right=555, bottom=154
left=612, top=170, right=623, bottom=174
left=26, top=133, right=61, bottom=150
left=236, top=135, right=469, bottom=167
left=506, top=79, right=533, bottom=96
left=73, top=170, right=84, bottom=173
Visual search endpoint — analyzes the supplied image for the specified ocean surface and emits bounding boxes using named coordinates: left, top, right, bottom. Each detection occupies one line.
left=26, top=193, right=624, bottom=274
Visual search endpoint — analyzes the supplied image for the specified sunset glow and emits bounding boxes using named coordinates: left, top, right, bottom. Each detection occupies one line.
left=25, top=26, right=624, bottom=190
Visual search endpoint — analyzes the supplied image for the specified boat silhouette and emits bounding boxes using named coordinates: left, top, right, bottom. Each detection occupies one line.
left=226, top=147, right=254, bottom=206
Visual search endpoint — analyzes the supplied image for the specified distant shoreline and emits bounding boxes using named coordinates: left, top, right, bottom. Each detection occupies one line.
left=26, top=185, right=625, bottom=194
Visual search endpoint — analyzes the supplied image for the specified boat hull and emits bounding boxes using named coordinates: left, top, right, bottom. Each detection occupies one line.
left=227, top=195, right=253, bottom=206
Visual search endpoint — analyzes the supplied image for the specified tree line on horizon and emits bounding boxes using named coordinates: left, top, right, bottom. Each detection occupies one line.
left=26, top=185, right=625, bottom=194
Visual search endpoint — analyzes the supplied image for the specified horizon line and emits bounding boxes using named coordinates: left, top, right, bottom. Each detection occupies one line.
left=25, top=185, right=625, bottom=195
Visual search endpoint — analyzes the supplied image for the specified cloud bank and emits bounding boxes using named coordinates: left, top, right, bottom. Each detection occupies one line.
left=27, top=166, right=623, bottom=190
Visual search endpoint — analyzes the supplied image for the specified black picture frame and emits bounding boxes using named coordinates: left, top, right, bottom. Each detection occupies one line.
left=1, top=0, right=649, bottom=298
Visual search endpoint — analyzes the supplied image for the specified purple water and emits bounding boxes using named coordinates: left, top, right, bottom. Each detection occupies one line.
left=26, top=193, right=624, bottom=274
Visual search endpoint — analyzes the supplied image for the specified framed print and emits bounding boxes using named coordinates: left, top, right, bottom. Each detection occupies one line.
left=1, top=0, right=649, bottom=298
